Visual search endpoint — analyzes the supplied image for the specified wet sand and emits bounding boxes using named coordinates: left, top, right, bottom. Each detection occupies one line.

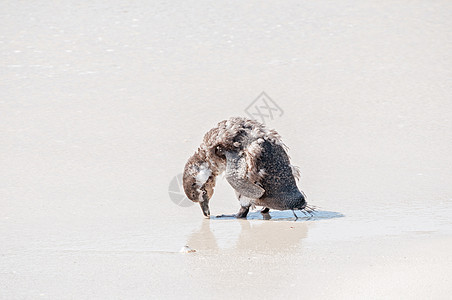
left=1, top=1, right=452, bottom=299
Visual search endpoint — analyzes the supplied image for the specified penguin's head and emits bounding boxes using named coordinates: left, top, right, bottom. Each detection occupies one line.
left=183, top=153, right=216, bottom=218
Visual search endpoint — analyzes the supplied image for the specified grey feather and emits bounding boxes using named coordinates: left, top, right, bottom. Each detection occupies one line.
left=224, top=151, right=265, bottom=199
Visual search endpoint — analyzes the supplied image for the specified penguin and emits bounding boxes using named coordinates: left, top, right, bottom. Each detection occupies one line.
left=183, top=117, right=308, bottom=218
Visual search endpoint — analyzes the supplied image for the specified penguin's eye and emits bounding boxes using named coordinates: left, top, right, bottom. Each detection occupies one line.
left=215, top=146, right=224, bottom=156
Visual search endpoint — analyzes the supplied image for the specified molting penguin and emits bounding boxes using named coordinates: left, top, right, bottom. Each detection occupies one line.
left=183, top=117, right=308, bottom=218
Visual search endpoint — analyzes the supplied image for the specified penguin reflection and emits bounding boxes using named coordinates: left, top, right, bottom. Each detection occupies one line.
left=186, top=215, right=309, bottom=254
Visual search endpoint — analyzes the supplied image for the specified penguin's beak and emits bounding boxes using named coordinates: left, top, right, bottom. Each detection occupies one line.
left=199, top=191, right=211, bottom=218
left=199, top=200, right=210, bottom=218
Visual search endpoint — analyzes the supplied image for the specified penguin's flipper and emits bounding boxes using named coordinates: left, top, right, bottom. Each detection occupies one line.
left=225, top=151, right=265, bottom=199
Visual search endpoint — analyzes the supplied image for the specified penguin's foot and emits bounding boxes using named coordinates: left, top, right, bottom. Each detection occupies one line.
left=215, top=206, right=250, bottom=219
left=215, top=214, right=237, bottom=218
left=261, top=207, right=270, bottom=214
left=261, top=207, right=271, bottom=220
left=235, top=206, right=250, bottom=218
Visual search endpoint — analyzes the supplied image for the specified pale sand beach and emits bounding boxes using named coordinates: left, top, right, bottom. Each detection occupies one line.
left=1, top=1, right=451, bottom=299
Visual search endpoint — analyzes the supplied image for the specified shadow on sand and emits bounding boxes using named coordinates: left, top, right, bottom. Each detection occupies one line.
left=210, top=209, right=344, bottom=222
left=184, top=209, right=344, bottom=253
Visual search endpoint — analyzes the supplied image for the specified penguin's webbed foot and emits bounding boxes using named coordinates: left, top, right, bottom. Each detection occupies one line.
left=235, top=206, right=250, bottom=218
left=261, top=207, right=270, bottom=214
left=215, top=206, right=250, bottom=219
left=215, top=214, right=237, bottom=218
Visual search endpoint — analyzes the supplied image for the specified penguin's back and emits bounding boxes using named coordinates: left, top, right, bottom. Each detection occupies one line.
left=254, top=140, right=303, bottom=210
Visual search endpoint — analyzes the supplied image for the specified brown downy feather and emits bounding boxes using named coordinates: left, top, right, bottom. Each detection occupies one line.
left=199, top=117, right=292, bottom=184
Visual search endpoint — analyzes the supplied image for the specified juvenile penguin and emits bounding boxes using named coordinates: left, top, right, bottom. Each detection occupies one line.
left=183, top=117, right=308, bottom=218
